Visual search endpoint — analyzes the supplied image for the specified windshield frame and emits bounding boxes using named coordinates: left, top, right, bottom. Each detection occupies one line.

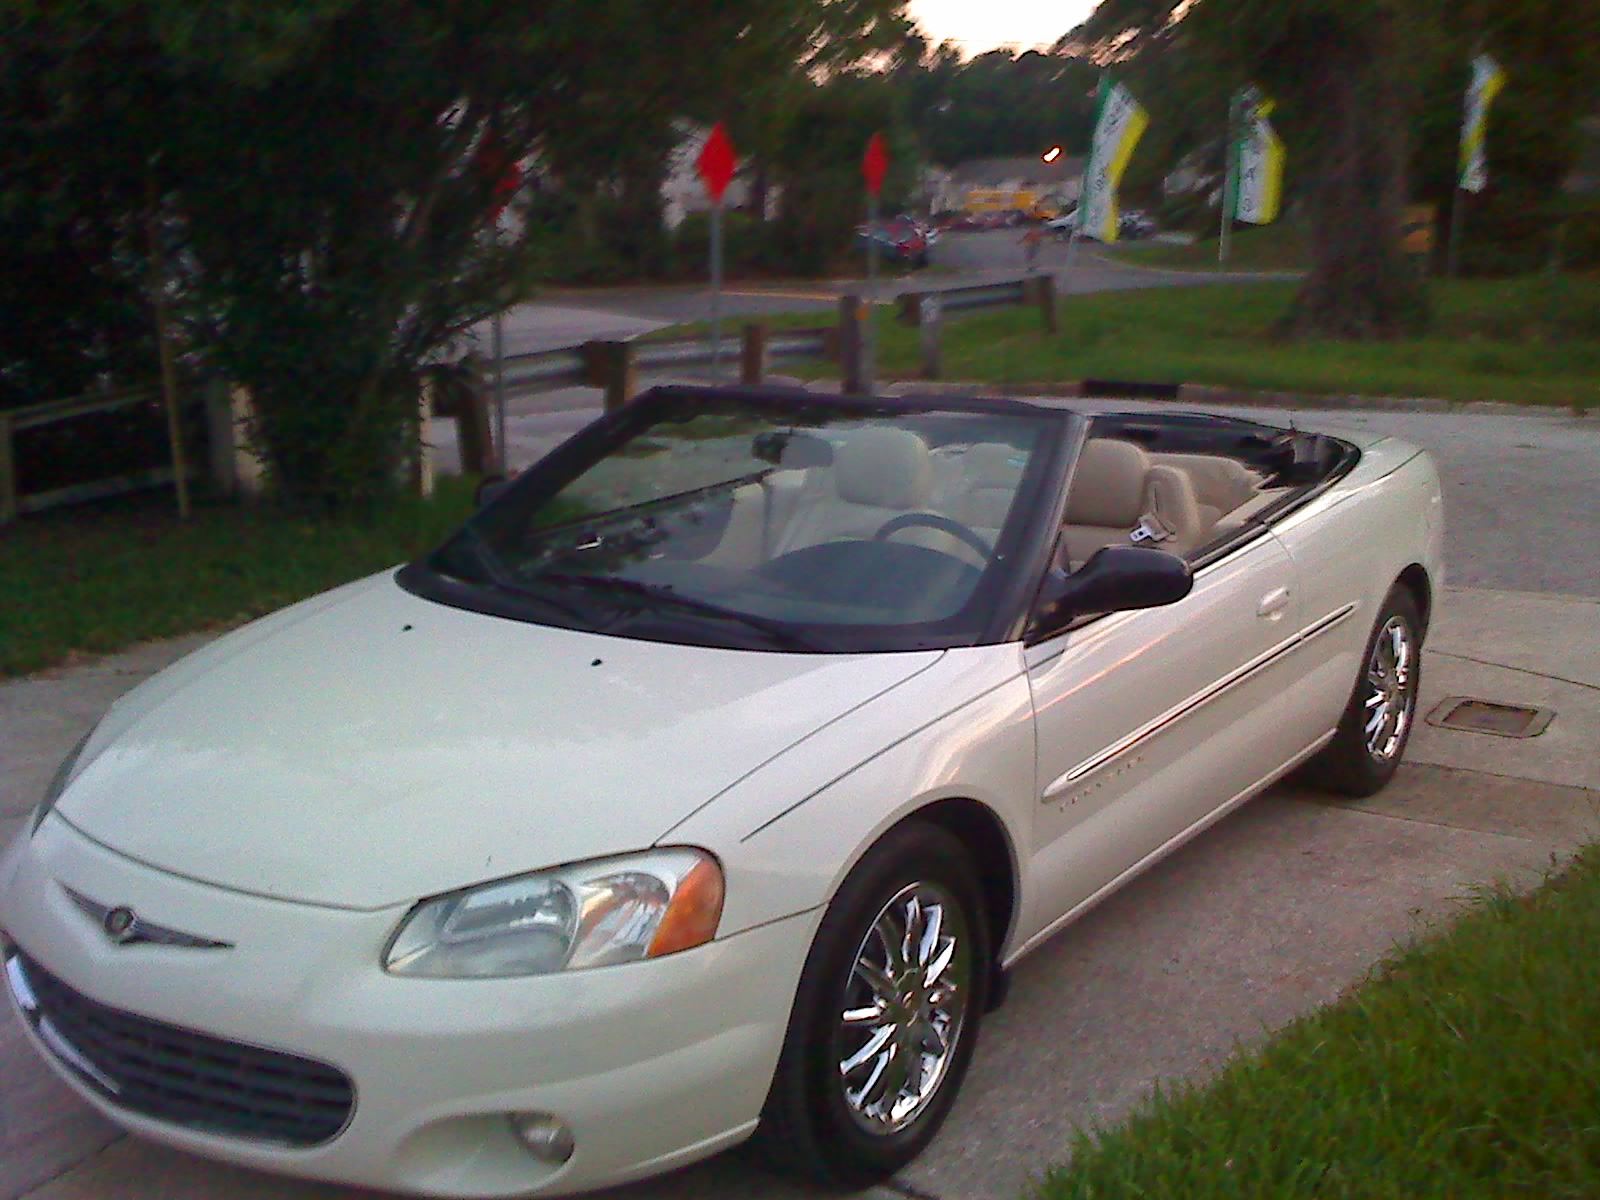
left=399, top=386, right=1085, bottom=654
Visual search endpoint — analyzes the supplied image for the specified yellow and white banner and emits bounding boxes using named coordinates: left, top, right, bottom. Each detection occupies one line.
left=1079, top=80, right=1149, bottom=242
left=1458, top=53, right=1506, bottom=194
left=1234, top=88, right=1285, bottom=225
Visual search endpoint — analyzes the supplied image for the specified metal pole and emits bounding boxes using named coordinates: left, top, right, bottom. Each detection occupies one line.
left=710, top=202, right=725, bottom=377
left=865, top=191, right=879, bottom=396
left=1219, top=92, right=1237, bottom=266
left=491, top=313, right=506, bottom=473
left=1446, top=187, right=1467, bottom=278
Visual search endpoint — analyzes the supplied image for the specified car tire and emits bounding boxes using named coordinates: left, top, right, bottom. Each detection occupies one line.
left=1304, top=585, right=1423, bottom=798
left=752, top=821, right=989, bottom=1188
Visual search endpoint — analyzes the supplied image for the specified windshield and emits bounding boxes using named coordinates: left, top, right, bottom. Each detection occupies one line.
left=412, top=389, right=1061, bottom=653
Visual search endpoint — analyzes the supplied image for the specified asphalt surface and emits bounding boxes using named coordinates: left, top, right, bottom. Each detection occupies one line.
left=478, top=229, right=1288, bottom=356
left=4, top=252, right=1599, bottom=1200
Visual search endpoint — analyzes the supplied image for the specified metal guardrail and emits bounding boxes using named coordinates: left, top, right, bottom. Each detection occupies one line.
left=501, top=348, right=586, bottom=390
left=495, top=327, right=833, bottom=400
left=487, top=277, right=1039, bottom=407
left=931, top=280, right=1029, bottom=313
left=896, top=277, right=1040, bottom=324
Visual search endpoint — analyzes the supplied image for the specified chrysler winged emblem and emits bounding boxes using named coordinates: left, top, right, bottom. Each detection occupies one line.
left=62, top=886, right=233, bottom=950
left=102, top=906, right=139, bottom=944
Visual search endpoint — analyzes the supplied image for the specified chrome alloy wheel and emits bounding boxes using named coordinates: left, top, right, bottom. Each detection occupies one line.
left=1364, top=614, right=1416, bottom=761
left=837, top=881, right=971, bottom=1136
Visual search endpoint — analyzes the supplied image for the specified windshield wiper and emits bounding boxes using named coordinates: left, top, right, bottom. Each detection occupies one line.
left=540, top=573, right=827, bottom=652
left=446, top=528, right=599, bottom=627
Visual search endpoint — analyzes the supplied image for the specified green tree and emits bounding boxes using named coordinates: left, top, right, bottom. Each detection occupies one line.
left=1, top=0, right=914, bottom=509
left=1079, top=0, right=1449, bottom=339
left=1413, top=0, right=1600, bottom=274
left=892, top=45, right=1100, bottom=169
left=760, top=72, right=917, bottom=275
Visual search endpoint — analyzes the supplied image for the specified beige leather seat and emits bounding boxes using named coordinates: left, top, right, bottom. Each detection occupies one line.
left=773, top=426, right=953, bottom=555
left=1059, top=439, right=1204, bottom=568
left=1150, top=452, right=1264, bottom=528
left=956, top=442, right=1026, bottom=540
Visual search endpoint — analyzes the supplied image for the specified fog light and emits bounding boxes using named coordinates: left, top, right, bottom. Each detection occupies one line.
left=509, top=1112, right=575, bottom=1164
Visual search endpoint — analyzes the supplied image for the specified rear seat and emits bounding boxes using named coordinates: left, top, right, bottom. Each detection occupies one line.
left=1149, top=452, right=1265, bottom=529
left=953, top=443, right=1027, bottom=542
left=1060, top=439, right=1205, bottom=568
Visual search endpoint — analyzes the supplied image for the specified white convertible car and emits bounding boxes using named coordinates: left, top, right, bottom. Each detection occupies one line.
left=1, top=386, right=1442, bottom=1197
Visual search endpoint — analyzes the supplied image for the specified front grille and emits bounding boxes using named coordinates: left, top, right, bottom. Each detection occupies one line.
left=9, top=950, right=354, bottom=1147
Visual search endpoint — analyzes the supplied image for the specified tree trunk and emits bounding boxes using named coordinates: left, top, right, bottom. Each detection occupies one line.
left=1277, top=10, right=1430, bottom=340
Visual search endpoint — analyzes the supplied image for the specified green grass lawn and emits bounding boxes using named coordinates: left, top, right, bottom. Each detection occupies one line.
left=0, top=480, right=474, bottom=678
left=1100, top=220, right=1312, bottom=272
left=849, top=273, right=1600, bottom=410
left=1037, top=846, right=1600, bottom=1199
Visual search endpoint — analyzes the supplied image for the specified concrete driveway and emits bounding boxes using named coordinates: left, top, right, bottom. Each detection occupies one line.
left=4, top=393, right=1598, bottom=1200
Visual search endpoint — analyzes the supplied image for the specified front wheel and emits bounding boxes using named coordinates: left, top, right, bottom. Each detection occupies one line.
left=753, top=822, right=989, bottom=1188
left=1304, top=585, right=1422, bottom=797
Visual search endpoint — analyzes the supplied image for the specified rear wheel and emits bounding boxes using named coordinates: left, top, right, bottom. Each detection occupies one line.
left=753, top=822, right=988, bottom=1187
left=1305, top=585, right=1422, bottom=797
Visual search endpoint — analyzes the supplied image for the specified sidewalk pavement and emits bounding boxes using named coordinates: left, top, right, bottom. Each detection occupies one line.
left=3, top=499, right=1597, bottom=1200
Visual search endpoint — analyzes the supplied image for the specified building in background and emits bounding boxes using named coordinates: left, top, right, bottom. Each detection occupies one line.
left=928, top=155, right=1084, bottom=216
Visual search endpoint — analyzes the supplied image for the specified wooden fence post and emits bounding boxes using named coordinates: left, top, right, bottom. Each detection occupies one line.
left=838, top=294, right=868, bottom=395
left=1031, top=274, right=1058, bottom=333
left=446, top=356, right=498, bottom=476
left=918, top=295, right=944, bottom=380
left=203, top=379, right=238, bottom=498
left=740, top=324, right=767, bottom=386
left=410, top=381, right=436, bottom=498
left=582, top=340, right=637, bottom=413
left=229, top=387, right=267, bottom=502
left=0, top=413, right=15, bottom=525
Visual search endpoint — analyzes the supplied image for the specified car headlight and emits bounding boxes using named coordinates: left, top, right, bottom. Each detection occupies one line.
left=384, top=847, right=724, bottom=979
left=32, top=729, right=95, bottom=836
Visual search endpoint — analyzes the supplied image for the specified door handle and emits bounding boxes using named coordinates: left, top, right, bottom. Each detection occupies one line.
left=1257, top=588, right=1291, bottom=619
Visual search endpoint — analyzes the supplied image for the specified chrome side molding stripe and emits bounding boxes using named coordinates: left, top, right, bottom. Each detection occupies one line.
left=1043, top=603, right=1357, bottom=801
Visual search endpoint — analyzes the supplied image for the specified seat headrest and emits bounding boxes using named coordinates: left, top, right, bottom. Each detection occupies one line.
left=966, top=443, right=1025, bottom=487
left=835, top=427, right=934, bottom=509
left=1065, top=439, right=1150, bottom=528
left=1145, top=463, right=1202, bottom=539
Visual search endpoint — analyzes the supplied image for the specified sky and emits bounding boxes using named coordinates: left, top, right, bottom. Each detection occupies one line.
left=904, top=0, right=1101, bottom=56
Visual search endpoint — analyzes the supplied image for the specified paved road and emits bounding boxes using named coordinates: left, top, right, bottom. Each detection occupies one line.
left=477, top=230, right=1286, bottom=356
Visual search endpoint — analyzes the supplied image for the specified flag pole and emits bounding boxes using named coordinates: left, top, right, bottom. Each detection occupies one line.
left=1219, top=92, right=1238, bottom=266
left=1446, top=188, right=1467, bottom=278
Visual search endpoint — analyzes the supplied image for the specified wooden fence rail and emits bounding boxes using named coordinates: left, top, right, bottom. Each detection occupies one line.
left=2, top=274, right=1055, bottom=516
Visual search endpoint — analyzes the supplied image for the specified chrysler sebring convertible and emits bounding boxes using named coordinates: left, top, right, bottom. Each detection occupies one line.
left=1, top=386, right=1442, bottom=1197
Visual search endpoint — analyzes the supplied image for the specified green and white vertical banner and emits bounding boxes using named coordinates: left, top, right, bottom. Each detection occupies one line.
left=1458, top=53, right=1507, bottom=194
left=1079, top=78, right=1149, bottom=243
left=1233, top=87, right=1285, bottom=225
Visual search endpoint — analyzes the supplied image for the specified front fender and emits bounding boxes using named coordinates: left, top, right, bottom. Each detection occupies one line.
left=666, top=646, right=1036, bottom=945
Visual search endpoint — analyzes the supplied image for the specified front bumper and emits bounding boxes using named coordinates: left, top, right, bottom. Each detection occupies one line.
left=0, top=818, right=816, bottom=1197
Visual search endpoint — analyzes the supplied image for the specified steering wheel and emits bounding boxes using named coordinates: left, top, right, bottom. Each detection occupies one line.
left=872, top=512, right=992, bottom=560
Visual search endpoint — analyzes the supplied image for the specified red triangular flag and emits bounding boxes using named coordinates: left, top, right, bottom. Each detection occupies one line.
left=696, top=122, right=737, bottom=205
left=863, top=132, right=889, bottom=197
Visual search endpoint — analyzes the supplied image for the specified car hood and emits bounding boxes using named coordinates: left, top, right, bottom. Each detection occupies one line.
left=55, top=572, right=942, bottom=910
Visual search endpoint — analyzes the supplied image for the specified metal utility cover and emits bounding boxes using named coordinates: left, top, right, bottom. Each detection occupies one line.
left=1425, top=697, right=1555, bottom=739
